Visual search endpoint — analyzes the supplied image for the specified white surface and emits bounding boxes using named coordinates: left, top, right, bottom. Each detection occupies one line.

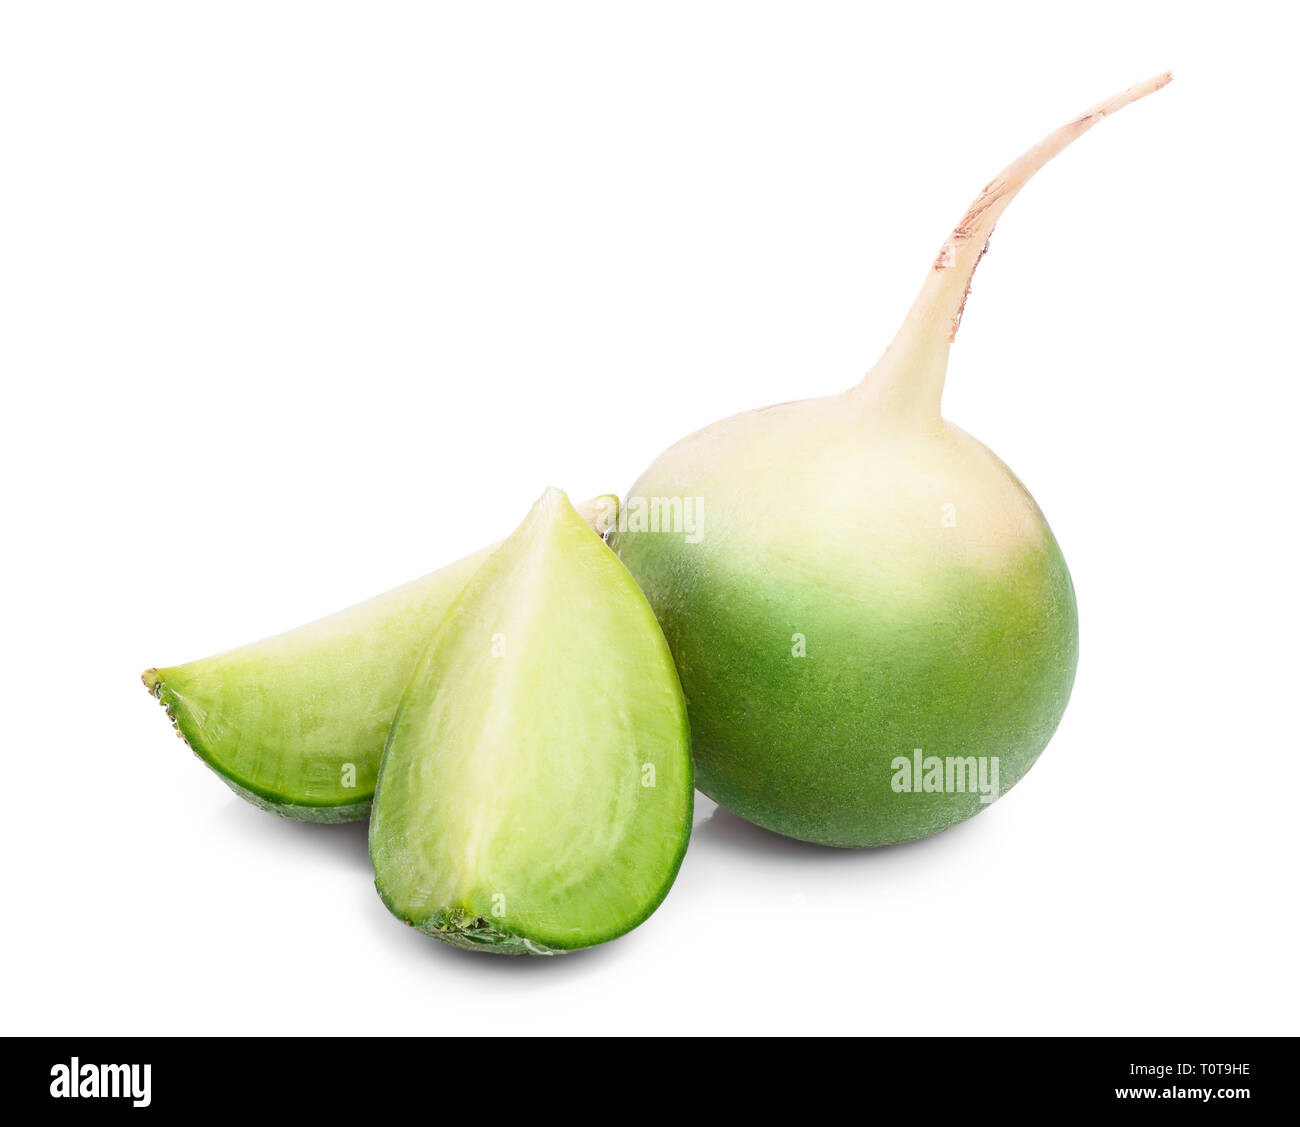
left=2, top=2, right=1296, bottom=1036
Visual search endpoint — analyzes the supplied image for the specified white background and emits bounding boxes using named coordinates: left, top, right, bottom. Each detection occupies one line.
left=3, top=1, right=1296, bottom=1036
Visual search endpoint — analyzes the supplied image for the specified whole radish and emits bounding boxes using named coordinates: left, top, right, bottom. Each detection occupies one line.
left=611, top=75, right=1171, bottom=847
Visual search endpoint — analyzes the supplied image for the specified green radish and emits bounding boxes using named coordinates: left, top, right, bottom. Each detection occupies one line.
left=610, top=75, right=1171, bottom=848
left=143, top=496, right=619, bottom=822
left=370, top=488, right=692, bottom=955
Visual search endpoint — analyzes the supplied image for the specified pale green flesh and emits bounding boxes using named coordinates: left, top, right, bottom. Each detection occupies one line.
left=611, top=402, right=1079, bottom=848
left=370, top=489, right=692, bottom=954
left=144, top=548, right=491, bottom=821
left=143, top=496, right=619, bottom=822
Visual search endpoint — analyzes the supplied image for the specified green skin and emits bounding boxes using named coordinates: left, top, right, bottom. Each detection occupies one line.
left=370, top=489, right=692, bottom=954
left=610, top=401, right=1079, bottom=848
left=144, top=548, right=491, bottom=821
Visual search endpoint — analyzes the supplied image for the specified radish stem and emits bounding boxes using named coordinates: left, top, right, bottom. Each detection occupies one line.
left=856, top=72, right=1172, bottom=427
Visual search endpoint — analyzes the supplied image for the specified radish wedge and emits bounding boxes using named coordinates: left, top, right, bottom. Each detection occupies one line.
left=143, top=497, right=619, bottom=822
left=369, top=488, right=692, bottom=954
